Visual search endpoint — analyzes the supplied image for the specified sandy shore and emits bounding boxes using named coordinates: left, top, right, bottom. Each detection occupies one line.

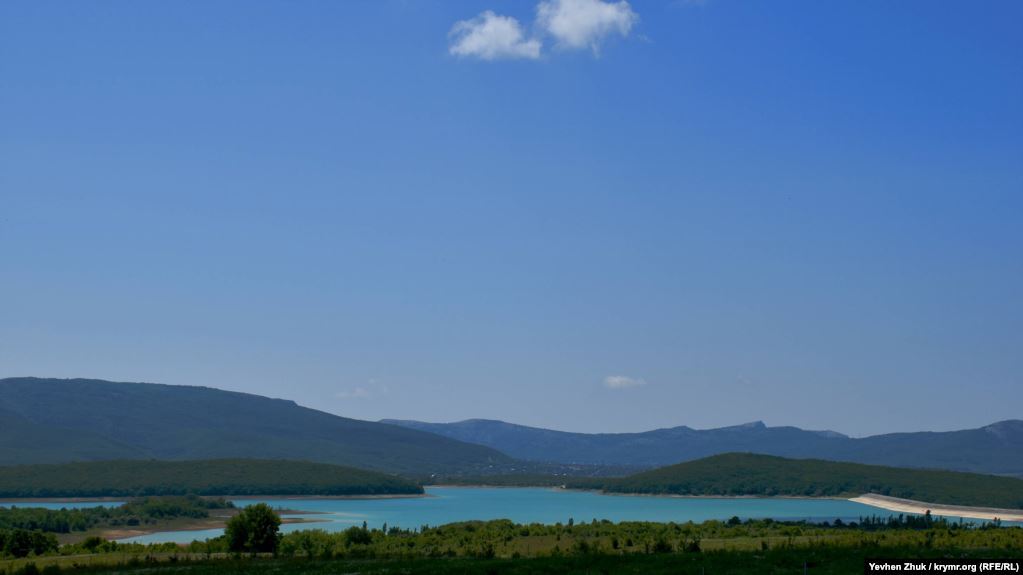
left=850, top=494, right=1023, bottom=522
left=101, top=516, right=324, bottom=541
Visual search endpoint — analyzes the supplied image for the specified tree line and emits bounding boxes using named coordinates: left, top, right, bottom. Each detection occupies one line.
left=0, top=460, right=423, bottom=498
left=0, top=496, right=232, bottom=534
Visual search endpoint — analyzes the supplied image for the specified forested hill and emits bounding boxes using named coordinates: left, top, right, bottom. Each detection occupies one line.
left=601, top=453, right=1023, bottom=509
left=0, top=459, right=423, bottom=497
left=0, top=378, right=510, bottom=475
left=382, top=418, right=1023, bottom=477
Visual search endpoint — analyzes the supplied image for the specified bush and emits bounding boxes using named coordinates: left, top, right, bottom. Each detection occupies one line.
left=344, top=526, right=372, bottom=546
left=1, top=529, right=58, bottom=558
left=225, top=504, right=281, bottom=554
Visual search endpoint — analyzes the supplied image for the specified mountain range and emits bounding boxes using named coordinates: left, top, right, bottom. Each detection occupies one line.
left=381, top=417, right=1023, bottom=477
left=3, top=377, right=1019, bottom=479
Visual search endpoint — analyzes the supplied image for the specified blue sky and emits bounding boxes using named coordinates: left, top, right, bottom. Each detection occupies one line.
left=2, top=0, right=1021, bottom=436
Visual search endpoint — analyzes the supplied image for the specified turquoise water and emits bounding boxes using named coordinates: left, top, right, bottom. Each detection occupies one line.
left=119, top=487, right=913, bottom=544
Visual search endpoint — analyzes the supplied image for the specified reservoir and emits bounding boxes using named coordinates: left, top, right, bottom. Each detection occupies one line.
left=102, top=487, right=932, bottom=544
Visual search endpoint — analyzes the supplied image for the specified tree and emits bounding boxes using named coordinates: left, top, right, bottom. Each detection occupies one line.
left=652, top=538, right=673, bottom=553
left=225, top=504, right=280, bottom=554
left=344, top=525, right=372, bottom=546
left=0, top=529, right=57, bottom=558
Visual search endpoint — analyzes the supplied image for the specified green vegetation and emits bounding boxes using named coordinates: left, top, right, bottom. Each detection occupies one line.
left=1, top=515, right=1020, bottom=574
left=4, top=453, right=1018, bottom=511
left=0, top=497, right=232, bottom=558
left=600, top=453, right=1023, bottom=508
left=224, top=504, right=280, bottom=554
left=0, top=459, right=423, bottom=498
left=5, top=551, right=1022, bottom=575
left=0, top=531, right=57, bottom=560
left=0, top=378, right=509, bottom=475
left=0, top=497, right=233, bottom=535
left=267, top=514, right=1019, bottom=559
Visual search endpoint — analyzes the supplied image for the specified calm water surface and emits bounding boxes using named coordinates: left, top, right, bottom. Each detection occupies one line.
left=120, top=487, right=912, bottom=544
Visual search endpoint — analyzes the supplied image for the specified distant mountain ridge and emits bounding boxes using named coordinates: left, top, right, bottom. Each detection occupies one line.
left=5, top=377, right=1018, bottom=479
left=380, top=418, right=1023, bottom=477
left=0, top=377, right=511, bottom=475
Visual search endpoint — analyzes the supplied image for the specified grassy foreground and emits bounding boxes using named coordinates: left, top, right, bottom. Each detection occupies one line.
left=3, top=516, right=1021, bottom=574
left=4, top=547, right=1023, bottom=575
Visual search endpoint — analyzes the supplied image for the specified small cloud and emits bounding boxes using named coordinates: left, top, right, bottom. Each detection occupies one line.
left=336, top=379, right=391, bottom=400
left=537, top=0, right=639, bottom=55
left=603, top=375, right=647, bottom=389
left=335, top=387, right=372, bottom=400
left=449, top=0, right=639, bottom=61
left=449, top=11, right=542, bottom=60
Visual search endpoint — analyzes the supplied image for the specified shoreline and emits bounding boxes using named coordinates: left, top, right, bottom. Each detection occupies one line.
left=429, top=485, right=852, bottom=501
left=14, top=489, right=1022, bottom=542
left=103, top=516, right=324, bottom=541
left=230, top=493, right=428, bottom=501
left=850, top=494, right=1023, bottom=522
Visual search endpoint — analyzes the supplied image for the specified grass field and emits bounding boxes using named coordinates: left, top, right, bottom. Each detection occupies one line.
left=3, top=517, right=1021, bottom=575
left=4, top=547, right=1023, bottom=575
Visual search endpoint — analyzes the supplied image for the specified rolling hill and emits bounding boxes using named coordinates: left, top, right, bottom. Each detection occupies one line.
left=381, top=418, right=1023, bottom=477
left=599, top=453, right=1023, bottom=509
left=0, top=378, right=510, bottom=475
left=0, top=459, right=423, bottom=497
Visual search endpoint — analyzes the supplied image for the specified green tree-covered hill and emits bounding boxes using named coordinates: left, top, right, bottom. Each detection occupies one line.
left=0, top=459, right=423, bottom=497
left=602, top=453, right=1023, bottom=509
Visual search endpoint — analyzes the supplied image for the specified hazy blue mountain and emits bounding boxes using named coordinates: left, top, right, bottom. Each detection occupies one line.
left=835, top=420, right=1023, bottom=475
left=381, top=418, right=1023, bottom=477
left=0, top=377, right=511, bottom=475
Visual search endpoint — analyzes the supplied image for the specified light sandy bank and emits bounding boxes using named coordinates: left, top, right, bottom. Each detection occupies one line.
left=101, top=516, right=323, bottom=542
left=850, top=494, right=1023, bottom=522
left=228, top=493, right=428, bottom=500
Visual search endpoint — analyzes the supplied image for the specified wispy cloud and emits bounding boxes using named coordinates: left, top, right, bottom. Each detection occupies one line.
left=537, top=0, right=638, bottom=55
left=335, top=379, right=389, bottom=401
left=448, top=0, right=638, bottom=61
left=335, top=387, right=372, bottom=400
left=449, top=11, right=542, bottom=60
left=603, top=375, right=647, bottom=389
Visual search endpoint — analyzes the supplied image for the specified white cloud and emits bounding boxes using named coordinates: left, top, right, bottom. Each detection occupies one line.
left=335, top=379, right=390, bottom=400
left=603, top=375, right=647, bottom=389
left=335, top=387, right=372, bottom=400
left=449, top=11, right=542, bottom=60
left=536, top=0, right=639, bottom=54
left=449, top=0, right=639, bottom=61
